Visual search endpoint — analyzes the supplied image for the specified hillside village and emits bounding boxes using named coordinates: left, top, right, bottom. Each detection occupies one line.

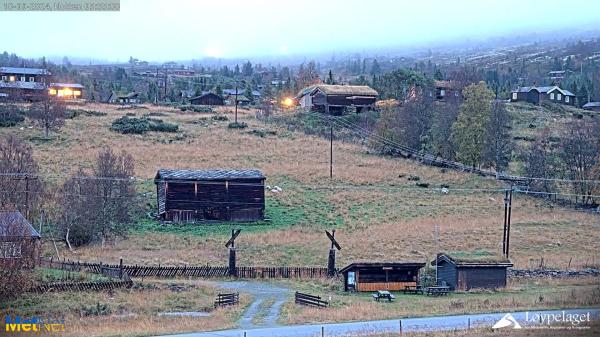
left=1, top=10, right=600, bottom=337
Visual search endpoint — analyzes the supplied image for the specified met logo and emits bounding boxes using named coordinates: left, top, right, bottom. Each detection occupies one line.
left=5, top=315, right=65, bottom=333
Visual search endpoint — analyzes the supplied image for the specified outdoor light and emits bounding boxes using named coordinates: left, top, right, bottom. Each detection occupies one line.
left=282, top=97, right=293, bottom=107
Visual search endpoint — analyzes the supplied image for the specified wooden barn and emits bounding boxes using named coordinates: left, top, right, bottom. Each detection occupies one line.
left=190, top=92, right=224, bottom=106
left=432, top=253, right=513, bottom=291
left=297, top=84, right=378, bottom=114
left=340, top=262, right=425, bottom=292
left=0, top=210, right=41, bottom=268
left=154, top=169, right=265, bottom=223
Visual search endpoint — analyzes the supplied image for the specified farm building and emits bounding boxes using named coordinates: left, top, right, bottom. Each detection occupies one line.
left=0, top=210, right=41, bottom=268
left=583, top=102, right=600, bottom=111
left=510, top=86, right=575, bottom=105
left=190, top=92, right=224, bottom=106
left=107, top=91, right=139, bottom=104
left=0, top=67, right=51, bottom=101
left=48, top=83, right=84, bottom=100
left=154, top=169, right=265, bottom=223
left=296, top=84, right=378, bottom=114
left=431, top=253, right=513, bottom=291
left=339, top=262, right=425, bottom=292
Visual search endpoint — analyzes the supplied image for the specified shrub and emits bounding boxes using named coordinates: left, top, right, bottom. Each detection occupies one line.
left=149, top=119, right=179, bottom=132
left=212, top=115, right=228, bottom=121
left=190, top=105, right=214, bottom=113
left=248, top=129, right=277, bottom=138
left=416, top=182, right=430, bottom=188
left=110, top=116, right=149, bottom=134
left=228, top=121, right=248, bottom=129
left=407, top=175, right=421, bottom=181
left=0, top=105, right=25, bottom=127
left=65, top=109, right=107, bottom=119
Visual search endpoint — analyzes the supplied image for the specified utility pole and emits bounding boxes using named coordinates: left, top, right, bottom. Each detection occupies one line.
left=24, top=174, right=30, bottom=220
left=505, top=186, right=513, bottom=258
left=155, top=67, right=159, bottom=103
left=434, top=224, right=439, bottom=286
left=163, top=68, right=168, bottom=102
left=502, top=189, right=509, bottom=255
left=329, top=124, right=333, bottom=179
left=234, top=82, right=238, bottom=123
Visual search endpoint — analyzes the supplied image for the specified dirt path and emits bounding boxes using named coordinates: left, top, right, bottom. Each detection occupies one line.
left=213, top=280, right=292, bottom=328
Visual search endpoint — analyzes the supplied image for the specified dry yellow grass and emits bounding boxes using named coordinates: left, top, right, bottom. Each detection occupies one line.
left=2, top=102, right=599, bottom=269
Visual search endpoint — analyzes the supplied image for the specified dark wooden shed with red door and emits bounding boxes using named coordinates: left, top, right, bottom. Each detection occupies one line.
left=432, top=253, right=513, bottom=291
left=154, top=169, right=265, bottom=223
left=340, top=262, right=425, bottom=292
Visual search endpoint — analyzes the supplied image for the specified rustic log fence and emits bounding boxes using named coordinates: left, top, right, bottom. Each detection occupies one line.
left=214, top=292, right=239, bottom=308
left=295, top=291, right=329, bottom=308
left=42, top=258, right=334, bottom=280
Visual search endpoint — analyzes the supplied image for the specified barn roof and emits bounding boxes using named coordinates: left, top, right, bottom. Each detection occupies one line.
left=339, top=262, right=426, bottom=273
left=0, top=211, right=41, bottom=238
left=190, top=92, right=221, bottom=100
left=0, top=81, right=47, bottom=90
left=303, top=84, right=378, bottom=97
left=0, top=67, right=51, bottom=75
left=514, top=85, right=575, bottom=96
left=155, top=169, right=265, bottom=181
left=583, top=102, right=600, bottom=108
left=49, top=83, right=84, bottom=89
left=432, top=253, right=513, bottom=267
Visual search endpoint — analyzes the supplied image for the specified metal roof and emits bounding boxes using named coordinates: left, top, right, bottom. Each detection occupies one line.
left=155, top=169, right=265, bottom=181
left=0, top=67, right=51, bottom=75
left=0, top=211, right=41, bottom=238
left=583, top=102, right=600, bottom=108
left=0, top=81, right=47, bottom=90
left=49, top=83, right=84, bottom=89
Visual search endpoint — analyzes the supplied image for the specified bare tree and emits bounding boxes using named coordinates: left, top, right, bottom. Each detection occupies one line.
left=561, top=119, right=600, bottom=204
left=0, top=135, right=43, bottom=218
left=482, top=101, right=514, bottom=173
left=29, top=97, right=66, bottom=138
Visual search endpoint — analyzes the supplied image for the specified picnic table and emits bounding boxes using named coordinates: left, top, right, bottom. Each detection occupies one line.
left=372, top=290, right=395, bottom=302
left=402, top=285, right=424, bottom=295
left=425, top=286, right=451, bottom=296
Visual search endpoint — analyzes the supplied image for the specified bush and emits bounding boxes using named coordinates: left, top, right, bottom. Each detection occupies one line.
left=188, top=105, right=214, bottom=113
left=416, top=182, right=430, bottom=188
left=212, top=115, right=228, bottom=121
left=65, top=109, right=107, bottom=119
left=111, top=116, right=179, bottom=134
left=228, top=121, right=248, bottom=129
left=248, top=129, right=277, bottom=138
left=0, top=105, right=25, bottom=127
left=407, top=175, right=421, bottom=181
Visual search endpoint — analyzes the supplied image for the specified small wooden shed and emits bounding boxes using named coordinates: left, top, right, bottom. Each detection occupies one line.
left=432, top=253, right=513, bottom=291
left=154, top=169, right=265, bottom=223
left=0, top=210, right=41, bottom=268
left=340, top=262, right=425, bottom=292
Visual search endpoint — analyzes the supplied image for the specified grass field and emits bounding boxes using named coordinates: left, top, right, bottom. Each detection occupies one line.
left=1, top=102, right=598, bottom=269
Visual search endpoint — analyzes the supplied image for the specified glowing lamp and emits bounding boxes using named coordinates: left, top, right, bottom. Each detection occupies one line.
left=282, top=97, right=293, bottom=107
left=49, top=89, right=57, bottom=95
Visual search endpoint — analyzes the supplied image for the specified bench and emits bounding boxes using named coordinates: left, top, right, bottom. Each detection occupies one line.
left=426, top=286, right=451, bottom=296
left=402, top=285, right=424, bottom=295
left=372, top=290, right=395, bottom=302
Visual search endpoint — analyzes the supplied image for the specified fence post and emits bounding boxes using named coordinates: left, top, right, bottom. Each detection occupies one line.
left=468, top=318, right=470, bottom=329
left=321, top=326, right=324, bottom=337
left=399, top=319, right=402, bottom=334
left=119, top=258, right=123, bottom=279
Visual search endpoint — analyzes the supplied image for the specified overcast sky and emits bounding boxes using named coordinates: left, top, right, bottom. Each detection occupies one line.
left=1, top=0, right=599, bottom=62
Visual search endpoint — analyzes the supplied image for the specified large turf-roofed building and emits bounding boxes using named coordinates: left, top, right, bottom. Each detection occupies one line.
left=154, top=169, right=265, bottom=223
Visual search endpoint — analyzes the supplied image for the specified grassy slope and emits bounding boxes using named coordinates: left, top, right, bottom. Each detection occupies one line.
left=1, top=102, right=598, bottom=269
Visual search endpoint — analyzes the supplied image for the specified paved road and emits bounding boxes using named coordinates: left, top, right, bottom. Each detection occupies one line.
left=213, top=281, right=292, bottom=329
left=156, top=308, right=600, bottom=337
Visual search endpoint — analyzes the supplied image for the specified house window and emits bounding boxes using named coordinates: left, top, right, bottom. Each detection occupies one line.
left=557, top=93, right=562, bottom=101
left=20, top=76, right=25, bottom=82
left=9, top=76, right=15, bottom=81
left=29, top=77, right=35, bottom=82
left=512, top=92, right=517, bottom=100
left=1, top=242, right=22, bottom=258
left=565, top=96, right=570, bottom=103
left=550, top=93, right=555, bottom=100
left=1, top=76, right=6, bottom=81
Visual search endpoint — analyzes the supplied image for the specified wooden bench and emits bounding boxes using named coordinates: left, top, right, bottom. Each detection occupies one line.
left=372, top=290, right=395, bottom=302
left=425, top=286, right=451, bottom=296
left=402, top=285, right=424, bottom=295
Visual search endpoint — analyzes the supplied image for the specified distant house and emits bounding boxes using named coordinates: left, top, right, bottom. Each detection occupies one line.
left=340, top=262, right=425, bottom=292
left=510, top=86, right=575, bottom=105
left=107, top=91, right=139, bottom=104
left=154, top=169, right=265, bottom=223
left=434, top=80, right=461, bottom=100
left=0, top=67, right=51, bottom=101
left=582, top=102, right=600, bottom=112
left=222, top=88, right=261, bottom=102
left=432, top=253, right=513, bottom=291
left=0, top=210, right=41, bottom=268
left=190, top=92, right=224, bottom=106
left=296, top=84, right=378, bottom=114
left=48, top=83, right=84, bottom=100
left=179, top=89, right=196, bottom=100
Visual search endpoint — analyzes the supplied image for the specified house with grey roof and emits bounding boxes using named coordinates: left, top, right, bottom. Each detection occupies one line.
left=0, top=67, right=51, bottom=101
left=510, top=85, right=575, bottom=106
left=582, top=102, right=600, bottom=112
left=0, top=210, right=41, bottom=268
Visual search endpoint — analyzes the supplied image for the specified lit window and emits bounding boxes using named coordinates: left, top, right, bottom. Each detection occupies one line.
left=49, top=89, right=57, bottom=95
left=74, top=90, right=81, bottom=96
left=565, top=96, right=570, bottom=103
left=550, top=93, right=555, bottom=100
left=9, top=76, right=15, bottom=82
left=512, top=92, right=517, bottom=100
left=29, top=77, right=34, bottom=82
left=557, top=93, right=562, bottom=101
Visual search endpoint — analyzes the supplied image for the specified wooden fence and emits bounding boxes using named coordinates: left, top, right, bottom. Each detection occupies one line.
left=214, top=292, right=239, bottom=308
left=42, top=258, right=333, bottom=280
left=30, top=279, right=133, bottom=293
left=295, top=291, right=329, bottom=308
